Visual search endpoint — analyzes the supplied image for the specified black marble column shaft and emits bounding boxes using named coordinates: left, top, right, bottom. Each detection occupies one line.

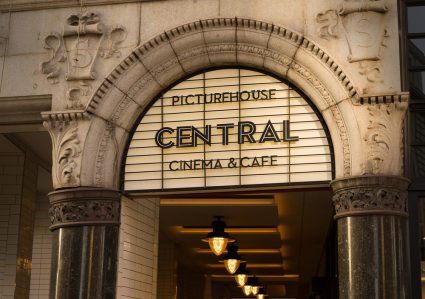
left=48, top=188, right=120, bottom=299
left=331, top=175, right=410, bottom=299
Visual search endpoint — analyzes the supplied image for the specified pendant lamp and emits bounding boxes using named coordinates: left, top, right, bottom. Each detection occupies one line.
left=202, top=216, right=235, bottom=256
left=234, top=263, right=249, bottom=287
left=221, top=243, right=245, bottom=274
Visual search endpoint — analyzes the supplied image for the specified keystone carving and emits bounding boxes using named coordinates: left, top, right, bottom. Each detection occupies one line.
left=40, top=12, right=126, bottom=84
left=316, top=0, right=390, bottom=83
left=44, top=120, right=81, bottom=188
left=331, top=175, right=409, bottom=218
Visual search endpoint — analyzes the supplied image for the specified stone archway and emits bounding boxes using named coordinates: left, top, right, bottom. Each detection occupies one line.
left=68, top=17, right=363, bottom=191
left=43, top=18, right=410, bottom=299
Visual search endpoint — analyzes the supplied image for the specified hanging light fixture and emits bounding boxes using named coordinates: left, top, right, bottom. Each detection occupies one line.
left=242, top=277, right=255, bottom=296
left=257, top=287, right=267, bottom=299
left=221, top=243, right=245, bottom=274
left=202, top=216, right=235, bottom=256
left=234, top=263, right=249, bottom=287
left=242, top=284, right=252, bottom=296
left=250, top=276, right=261, bottom=296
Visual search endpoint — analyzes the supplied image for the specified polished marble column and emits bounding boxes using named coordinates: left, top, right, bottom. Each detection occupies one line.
left=48, top=188, right=120, bottom=299
left=331, top=175, right=410, bottom=299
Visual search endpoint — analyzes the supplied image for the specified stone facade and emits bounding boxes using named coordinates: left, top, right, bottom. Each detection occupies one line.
left=0, top=0, right=415, bottom=298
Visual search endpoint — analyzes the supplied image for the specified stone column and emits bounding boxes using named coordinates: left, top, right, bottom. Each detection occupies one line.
left=331, top=175, right=410, bottom=299
left=48, top=187, right=120, bottom=299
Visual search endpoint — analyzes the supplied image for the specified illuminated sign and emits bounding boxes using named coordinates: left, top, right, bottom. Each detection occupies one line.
left=124, top=69, right=333, bottom=192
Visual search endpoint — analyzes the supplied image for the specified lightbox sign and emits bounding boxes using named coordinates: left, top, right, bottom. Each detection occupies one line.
left=124, top=69, right=333, bottom=192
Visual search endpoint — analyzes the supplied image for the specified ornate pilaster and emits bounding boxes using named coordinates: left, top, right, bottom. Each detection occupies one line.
left=331, top=175, right=410, bottom=299
left=48, top=187, right=120, bottom=299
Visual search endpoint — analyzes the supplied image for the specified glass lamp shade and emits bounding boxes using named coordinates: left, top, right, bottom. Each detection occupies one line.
left=202, top=217, right=234, bottom=256
left=235, top=273, right=248, bottom=286
left=224, top=258, right=241, bottom=274
left=242, top=285, right=252, bottom=296
left=252, top=286, right=260, bottom=295
left=257, top=287, right=267, bottom=299
left=208, top=237, right=228, bottom=256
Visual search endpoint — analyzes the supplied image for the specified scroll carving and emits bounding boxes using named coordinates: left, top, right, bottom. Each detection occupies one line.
left=316, top=0, right=390, bottom=83
left=362, top=102, right=407, bottom=175
left=44, top=120, right=81, bottom=187
left=66, top=82, right=92, bottom=109
left=40, top=12, right=126, bottom=83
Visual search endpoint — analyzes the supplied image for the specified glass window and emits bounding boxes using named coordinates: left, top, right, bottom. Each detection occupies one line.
left=408, top=6, right=425, bottom=33
left=409, top=71, right=425, bottom=98
left=410, top=39, right=425, bottom=63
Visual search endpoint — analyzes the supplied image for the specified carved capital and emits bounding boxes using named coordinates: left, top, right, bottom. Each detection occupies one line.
left=331, top=175, right=409, bottom=219
left=42, top=112, right=91, bottom=189
left=360, top=101, right=408, bottom=176
left=48, top=187, right=120, bottom=230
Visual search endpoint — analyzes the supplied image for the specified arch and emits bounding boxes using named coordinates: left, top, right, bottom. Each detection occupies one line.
left=80, top=18, right=360, bottom=189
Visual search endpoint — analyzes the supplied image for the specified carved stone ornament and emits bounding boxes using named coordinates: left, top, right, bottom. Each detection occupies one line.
left=331, top=175, right=409, bottom=219
left=44, top=119, right=82, bottom=188
left=40, top=12, right=126, bottom=84
left=316, top=0, right=390, bottom=82
left=48, top=187, right=120, bottom=230
left=66, top=82, right=92, bottom=109
left=362, top=101, right=407, bottom=175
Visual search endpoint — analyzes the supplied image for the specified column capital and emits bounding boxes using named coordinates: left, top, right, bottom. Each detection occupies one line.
left=48, top=187, right=121, bottom=230
left=330, top=175, right=410, bottom=219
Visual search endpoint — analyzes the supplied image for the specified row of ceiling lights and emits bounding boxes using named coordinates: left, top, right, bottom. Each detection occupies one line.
left=202, top=216, right=268, bottom=298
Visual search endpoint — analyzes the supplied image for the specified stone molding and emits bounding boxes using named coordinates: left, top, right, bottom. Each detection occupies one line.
left=0, top=0, right=158, bottom=13
left=82, top=17, right=357, bottom=185
left=331, top=175, right=409, bottom=219
left=48, top=187, right=120, bottom=230
left=88, top=18, right=358, bottom=114
left=41, top=18, right=408, bottom=189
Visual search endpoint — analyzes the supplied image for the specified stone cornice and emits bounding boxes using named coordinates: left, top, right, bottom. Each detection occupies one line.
left=48, top=187, right=121, bottom=230
left=331, top=175, right=410, bottom=219
left=41, top=110, right=90, bottom=122
left=0, top=95, right=51, bottom=125
left=0, top=0, right=163, bottom=13
left=353, top=92, right=409, bottom=105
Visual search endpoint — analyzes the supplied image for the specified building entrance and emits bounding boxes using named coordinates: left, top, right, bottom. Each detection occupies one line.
left=156, top=189, right=336, bottom=299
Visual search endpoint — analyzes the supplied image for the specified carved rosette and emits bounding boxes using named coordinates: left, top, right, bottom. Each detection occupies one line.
left=48, top=187, right=120, bottom=230
left=331, top=175, right=409, bottom=219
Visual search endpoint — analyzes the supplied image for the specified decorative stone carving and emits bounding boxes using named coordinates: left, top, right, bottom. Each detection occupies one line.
left=48, top=187, right=120, bottom=230
left=94, top=121, right=118, bottom=187
left=44, top=120, right=81, bottom=187
left=316, top=1, right=390, bottom=83
left=362, top=102, right=407, bottom=175
left=40, top=12, right=126, bottom=83
left=66, top=82, right=92, bottom=109
left=331, top=175, right=409, bottom=218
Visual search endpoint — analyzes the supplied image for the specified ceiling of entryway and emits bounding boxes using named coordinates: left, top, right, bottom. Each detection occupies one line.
left=159, top=189, right=334, bottom=298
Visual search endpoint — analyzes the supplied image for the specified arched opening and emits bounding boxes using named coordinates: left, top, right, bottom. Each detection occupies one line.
left=120, top=67, right=336, bottom=298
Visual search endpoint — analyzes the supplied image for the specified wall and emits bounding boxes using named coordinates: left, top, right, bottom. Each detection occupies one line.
left=0, top=135, right=38, bottom=299
left=157, top=232, right=177, bottom=299
left=29, top=194, right=51, bottom=299
left=116, top=196, right=160, bottom=299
